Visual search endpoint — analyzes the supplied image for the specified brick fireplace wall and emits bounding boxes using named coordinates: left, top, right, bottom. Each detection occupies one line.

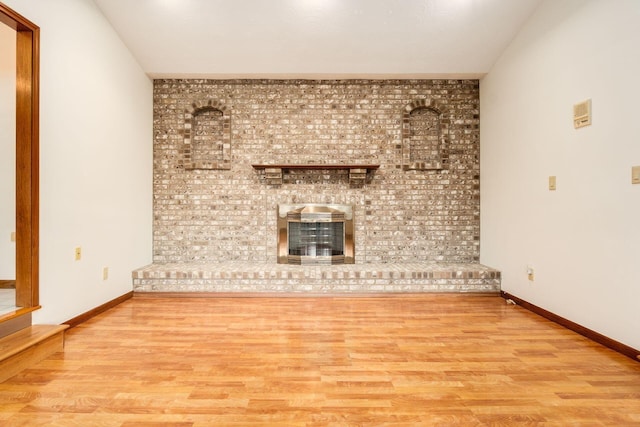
left=153, top=79, right=480, bottom=265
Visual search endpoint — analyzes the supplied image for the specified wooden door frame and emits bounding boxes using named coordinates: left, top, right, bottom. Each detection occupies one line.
left=0, top=2, right=39, bottom=309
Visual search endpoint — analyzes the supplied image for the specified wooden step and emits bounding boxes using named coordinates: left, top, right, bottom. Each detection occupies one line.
left=0, top=324, right=69, bottom=383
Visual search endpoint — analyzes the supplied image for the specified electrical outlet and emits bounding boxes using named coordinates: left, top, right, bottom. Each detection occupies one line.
left=527, top=266, right=535, bottom=281
left=75, top=247, right=82, bottom=261
left=102, top=267, right=109, bottom=280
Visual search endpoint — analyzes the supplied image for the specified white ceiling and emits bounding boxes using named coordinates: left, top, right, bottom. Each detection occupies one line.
left=93, top=0, right=543, bottom=79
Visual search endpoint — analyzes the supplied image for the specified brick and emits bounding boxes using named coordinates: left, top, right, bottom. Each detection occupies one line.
left=152, top=79, right=480, bottom=265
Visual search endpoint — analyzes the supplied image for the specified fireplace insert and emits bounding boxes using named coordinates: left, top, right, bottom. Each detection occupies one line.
left=277, top=204, right=354, bottom=265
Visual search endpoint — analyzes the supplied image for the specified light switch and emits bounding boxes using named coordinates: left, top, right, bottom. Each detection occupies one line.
left=548, top=176, right=557, bottom=191
left=632, top=166, right=640, bottom=184
left=10, top=232, right=15, bottom=242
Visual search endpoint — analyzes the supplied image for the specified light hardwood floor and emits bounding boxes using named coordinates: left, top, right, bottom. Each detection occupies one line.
left=0, top=294, right=638, bottom=426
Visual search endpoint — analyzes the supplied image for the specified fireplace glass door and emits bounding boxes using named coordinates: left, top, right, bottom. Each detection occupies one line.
left=278, top=204, right=354, bottom=265
left=288, top=221, right=344, bottom=258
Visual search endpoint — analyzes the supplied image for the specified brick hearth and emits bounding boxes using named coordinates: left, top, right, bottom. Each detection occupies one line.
left=140, top=79, right=500, bottom=294
left=133, top=262, right=500, bottom=293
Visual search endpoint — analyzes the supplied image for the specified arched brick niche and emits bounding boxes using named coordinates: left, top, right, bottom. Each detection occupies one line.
left=402, top=99, right=449, bottom=170
left=182, top=100, right=231, bottom=170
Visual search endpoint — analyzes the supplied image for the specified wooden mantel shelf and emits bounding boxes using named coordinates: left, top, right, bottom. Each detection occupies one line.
left=251, top=164, right=380, bottom=185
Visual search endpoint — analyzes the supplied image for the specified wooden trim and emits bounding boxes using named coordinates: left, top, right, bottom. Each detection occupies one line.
left=0, top=3, right=38, bottom=30
left=0, top=5, right=16, bottom=28
left=134, top=291, right=500, bottom=299
left=30, top=22, right=40, bottom=307
left=1, top=3, right=40, bottom=309
left=501, top=291, right=640, bottom=362
left=15, top=27, right=38, bottom=307
left=0, top=280, right=16, bottom=289
left=63, top=292, right=134, bottom=328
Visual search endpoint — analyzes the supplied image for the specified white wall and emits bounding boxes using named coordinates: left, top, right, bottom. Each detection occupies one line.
left=481, top=0, right=640, bottom=350
left=0, top=23, right=16, bottom=280
left=3, top=0, right=153, bottom=323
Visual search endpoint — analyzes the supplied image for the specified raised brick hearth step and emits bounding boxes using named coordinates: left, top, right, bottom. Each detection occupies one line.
left=132, top=262, right=500, bottom=294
